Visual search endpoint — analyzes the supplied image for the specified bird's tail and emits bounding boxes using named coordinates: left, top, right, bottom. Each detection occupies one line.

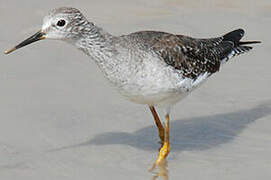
left=222, top=29, right=261, bottom=61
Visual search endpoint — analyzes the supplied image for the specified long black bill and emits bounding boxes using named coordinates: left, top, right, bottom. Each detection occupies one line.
left=4, top=30, right=46, bottom=54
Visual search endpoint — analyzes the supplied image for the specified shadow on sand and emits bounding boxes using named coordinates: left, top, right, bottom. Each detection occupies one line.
left=49, top=102, right=271, bottom=152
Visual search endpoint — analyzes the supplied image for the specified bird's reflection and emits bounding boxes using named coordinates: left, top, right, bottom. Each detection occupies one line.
left=149, top=160, right=169, bottom=180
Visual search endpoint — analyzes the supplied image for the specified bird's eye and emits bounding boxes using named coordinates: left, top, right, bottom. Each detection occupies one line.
left=56, top=19, right=66, bottom=27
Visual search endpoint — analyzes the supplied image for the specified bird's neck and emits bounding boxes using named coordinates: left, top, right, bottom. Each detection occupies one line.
left=72, top=24, right=125, bottom=85
left=74, top=25, right=116, bottom=63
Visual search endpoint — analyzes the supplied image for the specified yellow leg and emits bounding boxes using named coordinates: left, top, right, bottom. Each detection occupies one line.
left=156, top=114, right=170, bottom=165
left=149, top=106, right=165, bottom=144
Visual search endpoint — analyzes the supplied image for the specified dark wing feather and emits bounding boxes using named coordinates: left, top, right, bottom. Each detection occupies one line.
left=127, top=29, right=259, bottom=79
left=128, top=31, right=225, bottom=79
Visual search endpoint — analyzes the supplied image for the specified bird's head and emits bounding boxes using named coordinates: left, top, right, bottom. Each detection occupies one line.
left=5, top=7, right=94, bottom=54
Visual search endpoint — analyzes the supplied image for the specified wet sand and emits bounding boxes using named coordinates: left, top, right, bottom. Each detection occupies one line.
left=0, top=0, right=271, bottom=179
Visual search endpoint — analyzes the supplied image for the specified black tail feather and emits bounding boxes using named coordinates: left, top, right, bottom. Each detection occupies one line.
left=239, top=41, right=261, bottom=45
left=223, top=29, right=261, bottom=47
left=220, top=29, right=261, bottom=62
left=223, top=29, right=245, bottom=46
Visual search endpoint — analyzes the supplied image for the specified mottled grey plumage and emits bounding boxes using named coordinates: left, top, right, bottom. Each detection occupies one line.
left=125, top=29, right=256, bottom=79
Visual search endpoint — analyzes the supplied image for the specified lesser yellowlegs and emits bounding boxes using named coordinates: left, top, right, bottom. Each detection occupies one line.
left=4, top=7, right=261, bottom=165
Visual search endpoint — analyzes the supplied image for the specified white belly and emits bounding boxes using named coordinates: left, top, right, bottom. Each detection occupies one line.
left=117, top=70, right=210, bottom=107
left=121, top=89, right=189, bottom=107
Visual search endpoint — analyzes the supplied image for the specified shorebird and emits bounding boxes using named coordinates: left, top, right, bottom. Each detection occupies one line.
left=5, top=7, right=260, bottom=165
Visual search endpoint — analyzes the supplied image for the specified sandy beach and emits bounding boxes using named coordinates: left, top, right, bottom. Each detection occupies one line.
left=0, top=0, right=271, bottom=179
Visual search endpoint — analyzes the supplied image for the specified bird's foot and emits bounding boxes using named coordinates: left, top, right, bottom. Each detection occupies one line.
left=156, top=141, right=170, bottom=165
